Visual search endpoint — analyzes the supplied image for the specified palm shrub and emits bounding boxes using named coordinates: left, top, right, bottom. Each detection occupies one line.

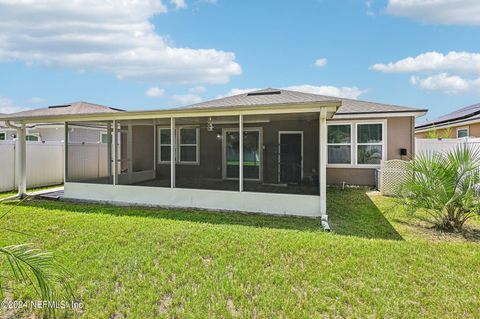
left=0, top=199, right=72, bottom=317
left=401, top=145, right=480, bottom=231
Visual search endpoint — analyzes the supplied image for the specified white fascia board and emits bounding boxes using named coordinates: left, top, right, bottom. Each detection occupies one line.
left=6, top=102, right=341, bottom=125
left=333, top=111, right=426, bottom=119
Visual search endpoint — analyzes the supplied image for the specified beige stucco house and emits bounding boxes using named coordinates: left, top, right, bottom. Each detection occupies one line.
left=0, top=88, right=426, bottom=229
left=415, top=103, right=480, bottom=139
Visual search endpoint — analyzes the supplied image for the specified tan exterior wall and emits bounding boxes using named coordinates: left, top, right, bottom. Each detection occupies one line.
left=387, top=116, right=415, bottom=159
left=326, top=116, right=415, bottom=186
left=416, top=122, right=480, bottom=139
left=326, top=168, right=375, bottom=186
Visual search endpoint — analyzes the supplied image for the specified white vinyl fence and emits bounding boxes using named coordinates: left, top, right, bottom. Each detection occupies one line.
left=0, top=142, right=110, bottom=192
left=0, top=141, right=64, bottom=192
left=378, top=138, right=480, bottom=196
left=67, top=143, right=108, bottom=181
left=416, top=137, right=480, bottom=156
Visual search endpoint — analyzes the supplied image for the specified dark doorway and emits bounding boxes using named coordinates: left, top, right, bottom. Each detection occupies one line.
left=279, top=132, right=303, bottom=183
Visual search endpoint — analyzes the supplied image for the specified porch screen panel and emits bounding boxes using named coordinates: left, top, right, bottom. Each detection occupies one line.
left=66, top=121, right=113, bottom=184
left=242, top=113, right=319, bottom=195
left=117, top=118, right=170, bottom=187
left=174, top=116, right=239, bottom=191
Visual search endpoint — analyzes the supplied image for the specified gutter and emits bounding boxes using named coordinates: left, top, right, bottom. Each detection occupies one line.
left=5, top=120, right=35, bottom=130
left=321, top=218, right=331, bottom=231
left=5, top=120, right=28, bottom=199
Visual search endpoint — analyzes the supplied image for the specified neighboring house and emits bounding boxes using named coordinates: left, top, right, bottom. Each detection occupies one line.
left=0, top=121, right=63, bottom=142
left=415, top=102, right=480, bottom=139
left=0, top=88, right=426, bottom=224
left=0, top=102, right=117, bottom=143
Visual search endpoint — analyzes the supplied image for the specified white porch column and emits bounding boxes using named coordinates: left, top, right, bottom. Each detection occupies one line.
left=239, top=114, right=244, bottom=192
left=153, top=119, right=157, bottom=173
left=16, top=123, right=27, bottom=197
left=170, top=117, right=175, bottom=188
left=112, top=120, right=117, bottom=185
left=127, top=121, right=133, bottom=184
left=64, top=122, right=68, bottom=184
left=319, top=109, right=329, bottom=230
left=107, top=122, right=112, bottom=183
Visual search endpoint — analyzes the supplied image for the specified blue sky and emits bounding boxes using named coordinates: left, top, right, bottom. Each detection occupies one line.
left=0, top=0, right=480, bottom=122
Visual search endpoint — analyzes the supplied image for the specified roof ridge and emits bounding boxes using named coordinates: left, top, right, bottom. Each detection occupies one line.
left=269, top=88, right=423, bottom=111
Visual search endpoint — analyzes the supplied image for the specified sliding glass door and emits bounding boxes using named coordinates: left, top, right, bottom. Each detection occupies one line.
left=224, top=129, right=261, bottom=180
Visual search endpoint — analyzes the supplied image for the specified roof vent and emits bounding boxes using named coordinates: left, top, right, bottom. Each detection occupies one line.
left=247, top=90, right=281, bottom=96
left=48, top=104, right=71, bottom=109
left=109, top=107, right=126, bottom=112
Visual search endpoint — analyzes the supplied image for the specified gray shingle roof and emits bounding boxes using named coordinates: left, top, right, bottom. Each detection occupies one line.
left=183, top=88, right=426, bottom=115
left=416, top=102, right=480, bottom=129
left=0, top=101, right=123, bottom=120
left=0, top=88, right=426, bottom=123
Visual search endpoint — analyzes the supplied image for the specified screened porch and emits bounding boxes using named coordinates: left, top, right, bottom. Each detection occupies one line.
left=65, top=112, right=322, bottom=196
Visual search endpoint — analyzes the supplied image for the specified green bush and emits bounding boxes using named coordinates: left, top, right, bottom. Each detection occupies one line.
left=401, top=145, right=480, bottom=231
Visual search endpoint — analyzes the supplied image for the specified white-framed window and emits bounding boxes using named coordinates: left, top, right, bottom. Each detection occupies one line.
left=327, top=124, right=352, bottom=164
left=456, top=127, right=469, bottom=138
left=157, top=127, right=199, bottom=164
left=26, top=133, right=40, bottom=142
left=178, top=127, right=199, bottom=164
left=158, top=128, right=172, bottom=163
left=356, top=123, right=384, bottom=165
left=100, top=132, right=109, bottom=144
left=0, top=132, right=5, bottom=141
left=327, top=120, right=386, bottom=168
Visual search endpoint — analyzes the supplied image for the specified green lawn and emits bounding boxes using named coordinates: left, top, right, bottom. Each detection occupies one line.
left=1, top=188, right=479, bottom=318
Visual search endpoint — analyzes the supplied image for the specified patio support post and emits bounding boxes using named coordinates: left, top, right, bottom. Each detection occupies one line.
left=16, top=123, right=27, bottom=198
left=112, top=120, right=117, bottom=185
left=107, top=122, right=112, bottom=183
left=127, top=121, right=133, bottom=184
left=64, top=122, right=68, bottom=185
left=239, top=114, right=243, bottom=192
left=153, top=119, right=157, bottom=173
left=170, top=117, right=175, bottom=188
left=319, top=109, right=330, bottom=230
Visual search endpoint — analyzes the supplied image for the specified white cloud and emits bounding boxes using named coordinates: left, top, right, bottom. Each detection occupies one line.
left=386, top=0, right=480, bottom=25
left=284, top=85, right=365, bottom=99
left=0, top=96, right=27, bottom=114
left=220, top=85, right=366, bottom=99
left=314, top=58, right=328, bottom=67
left=372, top=51, right=480, bottom=94
left=171, top=94, right=203, bottom=105
left=28, top=97, right=45, bottom=104
left=410, top=73, right=480, bottom=94
left=371, top=51, right=480, bottom=75
left=219, top=88, right=261, bottom=98
left=366, top=0, right=375, bottom=16
left=0, top=0, right=241, bottom=84
left=188, top=86, right=207, bottom=94
left=146, top=87, right=165, bottom=98
left=171, top=0, right=186, bottom=9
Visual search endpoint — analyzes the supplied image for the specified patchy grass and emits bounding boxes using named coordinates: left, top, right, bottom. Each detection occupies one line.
left=0, top=188, right=479, bottom=318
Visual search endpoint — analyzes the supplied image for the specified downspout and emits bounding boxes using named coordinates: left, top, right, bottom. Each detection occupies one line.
left=5, top=121, right=28, bottom=198
left=319, top=109, right=330, bottom=231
